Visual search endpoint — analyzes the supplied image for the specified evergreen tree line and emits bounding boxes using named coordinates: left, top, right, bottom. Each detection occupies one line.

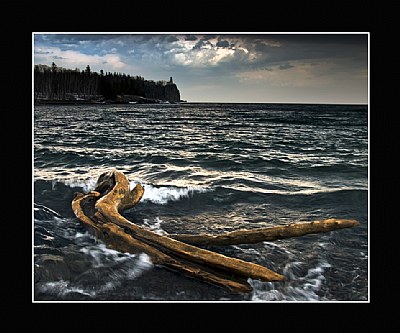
left=34, top=63, right=178, bottom=101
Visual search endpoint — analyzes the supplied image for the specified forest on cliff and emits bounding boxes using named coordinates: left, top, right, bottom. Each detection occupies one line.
left=34, top=63, right=181, bottom=103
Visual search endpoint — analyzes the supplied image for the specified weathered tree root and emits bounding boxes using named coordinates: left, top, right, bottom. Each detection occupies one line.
left=71, top=170, right=359, bottom=293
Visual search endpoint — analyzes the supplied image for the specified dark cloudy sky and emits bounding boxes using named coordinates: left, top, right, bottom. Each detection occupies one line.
left=34, top=33, right=368, bottom=104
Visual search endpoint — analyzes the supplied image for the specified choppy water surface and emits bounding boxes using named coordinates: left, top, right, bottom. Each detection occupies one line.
left=33, top=103, right=368, bottom=301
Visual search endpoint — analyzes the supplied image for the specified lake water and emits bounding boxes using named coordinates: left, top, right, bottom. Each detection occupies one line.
left=33, top=103, right=368, bottom=301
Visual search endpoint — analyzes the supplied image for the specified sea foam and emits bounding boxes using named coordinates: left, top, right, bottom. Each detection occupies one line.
left=250, top=259, right=332, bottom=301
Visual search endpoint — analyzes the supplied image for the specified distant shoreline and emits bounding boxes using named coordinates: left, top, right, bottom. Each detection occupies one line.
left=35, top=100, right=105, bottom=105
left=34, top=99, right=186, bottom=106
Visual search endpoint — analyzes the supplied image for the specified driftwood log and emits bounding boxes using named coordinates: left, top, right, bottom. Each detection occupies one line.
left=71, top=170, right=359, bottom=293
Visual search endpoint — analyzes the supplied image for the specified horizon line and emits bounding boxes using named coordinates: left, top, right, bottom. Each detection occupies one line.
left=184, top=101, right=368, bottom=105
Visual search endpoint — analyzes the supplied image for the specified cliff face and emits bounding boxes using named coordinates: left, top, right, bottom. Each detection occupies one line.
left=164, top=83, right=180, bottom=102
left=144, top=82, right=180, bottom=102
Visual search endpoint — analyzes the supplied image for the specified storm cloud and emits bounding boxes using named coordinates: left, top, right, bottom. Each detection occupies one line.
left=34, top=33, right=368, bottom=103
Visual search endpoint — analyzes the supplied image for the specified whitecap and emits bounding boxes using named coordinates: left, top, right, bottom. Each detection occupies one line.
left=61, top=177, right=98, bottom=192
left=130, top=181, right=212, bottom=205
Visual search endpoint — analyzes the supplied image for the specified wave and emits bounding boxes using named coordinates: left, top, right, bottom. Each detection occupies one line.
left=35, top=249, right=153, bottom=300
left=57, top=177, right=98, bottom=193
left=142, top=217, right=167, bottom=235
left=35, top=175, right=366, bottom=212
left=250, top=259, right=332, bottom=301
left=36, top=176, right=214, bottom=206
left=130, top=181, right=213, bottom=205
left=34, top=203, right=62, bottom=219
left=219, top=183, right=367, bottom=196
left=34, top=169, right=105, bottom=192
